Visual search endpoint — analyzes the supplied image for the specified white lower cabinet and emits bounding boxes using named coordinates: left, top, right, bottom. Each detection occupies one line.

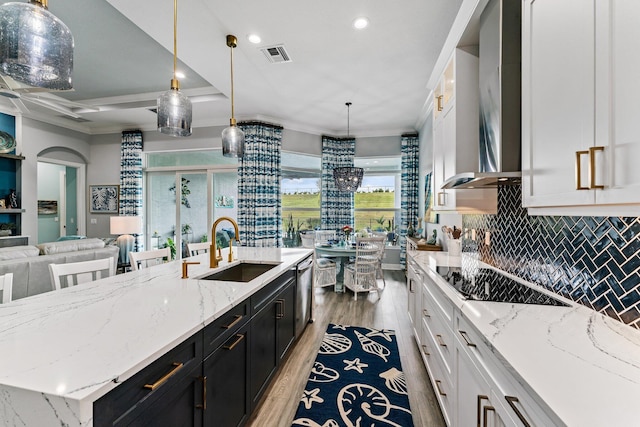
left=407, top=254, right=564, bottom=427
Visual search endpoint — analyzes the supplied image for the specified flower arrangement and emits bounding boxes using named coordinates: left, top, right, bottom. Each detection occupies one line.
left=342, top=225, right=354, bottom=239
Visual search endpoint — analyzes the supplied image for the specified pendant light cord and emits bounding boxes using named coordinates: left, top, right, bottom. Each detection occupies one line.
left=346, top=102, right=352, bottom=137
left=173, top=0, right=178, bottom=82
left=230, top=42, right=235, bottom=121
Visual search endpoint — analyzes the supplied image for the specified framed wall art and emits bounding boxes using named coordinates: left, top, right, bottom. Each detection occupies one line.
left=90, top=185, right=119, bottom=214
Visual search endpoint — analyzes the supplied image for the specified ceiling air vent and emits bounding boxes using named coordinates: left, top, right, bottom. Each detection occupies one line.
left=63, top=116, right=91, bottom=123
left=259, top=44, right=292, bottom=64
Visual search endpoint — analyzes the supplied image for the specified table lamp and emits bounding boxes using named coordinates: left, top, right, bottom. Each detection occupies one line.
left=110, top=216, right=142, bottom=264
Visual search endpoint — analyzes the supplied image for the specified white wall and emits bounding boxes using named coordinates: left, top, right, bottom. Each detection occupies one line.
left=21, top=118, right=91, bottom=245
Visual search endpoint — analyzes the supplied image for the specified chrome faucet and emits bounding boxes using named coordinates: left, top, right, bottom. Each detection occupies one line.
left=210, top=217, right=240, bottom=268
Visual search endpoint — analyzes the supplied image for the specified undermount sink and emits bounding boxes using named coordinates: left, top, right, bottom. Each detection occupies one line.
left=199, top=262, right=281, bottom=282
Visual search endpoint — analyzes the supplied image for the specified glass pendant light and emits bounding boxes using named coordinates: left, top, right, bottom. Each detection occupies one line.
left=333, top=102, right=364, bottom=192
left=221, top=34, right=244, bottom=158
left=0, top=0, right=73, bottom=90
left=157, top=0, right=192, bottom=137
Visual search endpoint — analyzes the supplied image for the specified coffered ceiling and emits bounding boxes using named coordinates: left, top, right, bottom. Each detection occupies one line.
left=0, top=0, right=463, bottom=137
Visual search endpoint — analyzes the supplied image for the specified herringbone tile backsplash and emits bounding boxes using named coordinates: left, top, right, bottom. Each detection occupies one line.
left=463, top=186, right=640, bottom=329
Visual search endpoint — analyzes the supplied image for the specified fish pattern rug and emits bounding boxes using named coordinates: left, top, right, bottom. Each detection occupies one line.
left=292, top=324, right=413, bottom=427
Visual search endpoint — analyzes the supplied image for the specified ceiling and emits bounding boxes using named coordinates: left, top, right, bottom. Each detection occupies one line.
left=0, top=0, right=464, bottom=137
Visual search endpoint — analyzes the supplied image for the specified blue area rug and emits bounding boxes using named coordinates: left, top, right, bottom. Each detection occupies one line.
left=292, top=324, right=413, bottom=427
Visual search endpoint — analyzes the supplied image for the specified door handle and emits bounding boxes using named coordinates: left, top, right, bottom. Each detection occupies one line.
left=588, top=146, right=604, bottom=189
left=477, top=395, right=489, bottom=427
left=575, top=150, right=589, bottom=190
left=505, top=396, right=531, bottom=427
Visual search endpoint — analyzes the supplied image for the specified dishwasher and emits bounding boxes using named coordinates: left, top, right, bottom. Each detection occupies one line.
left=295, top=255, right=314, bottom=338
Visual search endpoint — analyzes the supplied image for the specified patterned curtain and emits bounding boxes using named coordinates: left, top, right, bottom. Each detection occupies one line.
left=120, top=130, right=144, bottom=252
left=237, top=122, right=283, bottom=247
left=400, top=133, right=419, bottom=267
left=321, top=136, right=355, bottom=232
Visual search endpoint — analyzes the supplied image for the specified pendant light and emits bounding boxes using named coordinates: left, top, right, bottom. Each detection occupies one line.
left=221, top=34, right=244, bottom=158
left=157, top=0, right=192, bottom=137
left=0, top=0, right=73, bottom=90
left=333, top=102, right=364, bottom=192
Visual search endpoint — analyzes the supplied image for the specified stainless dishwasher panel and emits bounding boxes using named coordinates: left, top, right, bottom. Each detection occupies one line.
left=295, top=255, right=314, bottom=338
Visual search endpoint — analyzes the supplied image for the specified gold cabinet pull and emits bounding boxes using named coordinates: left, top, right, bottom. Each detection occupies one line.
left=436, top=334, right=447, bottom=347
left=223, top=333, right=245, bottom=350
left=221, top=314, right=243, bottom=329
left=483, top=405, right=496, bottom=427
left=435, top=380, right=447, bottom=396
left=421, top=344, right=430, bottom=356
left=589, top=146, right=605, bottom=189
left=409, top=279, right=414, bottom=293
left=459, top=330, right=476, bottom=347
left=437, top=191, right=446, bottom=206
left=423, top=309, right=431, bottom=318
left=477, top=395, right=489, bottom=427
left=196, top=376, right=207, bottom=410
left=505, top=396, right=531, bottom=427
left=575, top=150, right=589, bottom=190
left=437, top=95, right=444, bottom=111
left=143, top=362, right=183, bottom=390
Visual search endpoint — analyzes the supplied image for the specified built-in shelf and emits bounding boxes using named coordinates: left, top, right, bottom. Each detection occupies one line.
left=0, top=209, right=25, bottom=214
left=0, top=153, right=25, bottom=161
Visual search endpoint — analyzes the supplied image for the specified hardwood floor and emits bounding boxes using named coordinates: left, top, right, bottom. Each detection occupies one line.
left=247, top=270, right=446, bottom=427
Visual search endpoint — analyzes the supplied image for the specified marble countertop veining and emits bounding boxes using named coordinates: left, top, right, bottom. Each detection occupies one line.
left=410, top=251, right=640, bottom=427
left=0, top=247, right=312, bottom=426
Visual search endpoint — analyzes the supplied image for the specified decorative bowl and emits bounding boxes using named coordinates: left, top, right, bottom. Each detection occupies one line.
left=0, top=131, right=16, bottom=154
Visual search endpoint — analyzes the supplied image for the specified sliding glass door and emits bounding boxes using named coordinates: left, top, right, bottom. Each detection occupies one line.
left=147, top=169, right=238, bottom=260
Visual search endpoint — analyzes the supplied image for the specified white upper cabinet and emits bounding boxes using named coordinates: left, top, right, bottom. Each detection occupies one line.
left=522, top=0, right=640, bottom=215
left=432, top=49, right=497, bottom=214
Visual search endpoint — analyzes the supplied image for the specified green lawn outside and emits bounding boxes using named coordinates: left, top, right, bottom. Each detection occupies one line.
left=282, top=192, right=397, bottom=233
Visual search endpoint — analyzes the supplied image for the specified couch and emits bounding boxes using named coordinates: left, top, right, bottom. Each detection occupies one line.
left=0, top=238, right=119, bottom=300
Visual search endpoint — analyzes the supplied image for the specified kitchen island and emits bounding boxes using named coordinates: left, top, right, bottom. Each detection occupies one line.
left=0, top=247, right=313, bottom=426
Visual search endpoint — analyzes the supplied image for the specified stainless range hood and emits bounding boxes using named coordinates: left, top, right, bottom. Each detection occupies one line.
left=442, top=0, right=521, bottom=190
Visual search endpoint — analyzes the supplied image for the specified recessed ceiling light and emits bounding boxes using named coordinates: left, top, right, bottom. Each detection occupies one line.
left=175, top=71, right=185, bottom=79
left=353, top=17, right=369, bottom=30
left=247, top=34, right=261, bottom=44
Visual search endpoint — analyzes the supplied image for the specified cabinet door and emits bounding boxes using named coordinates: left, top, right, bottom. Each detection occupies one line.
left=276, top=280, right=296, bottom=361
left=595, top=0, right=640, bottom=205
left=203, top=323, right=250, bottom=427
left=250, top=299, right=278, bottom=407
left=457, top=347, right=505, bottom=427
left=522, top=0, right=596, bottom=207
left=432, top=115, right=446, bottom=210
left=120, top=364, right=203, bottom=427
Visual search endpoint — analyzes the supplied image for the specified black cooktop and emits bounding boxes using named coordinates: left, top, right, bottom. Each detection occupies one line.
left=436, top=266, right=568, bottom=306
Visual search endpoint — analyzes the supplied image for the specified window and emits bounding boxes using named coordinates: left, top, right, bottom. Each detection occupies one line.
left=281, top=153, right=321, bottom=247
left=354, top=157, right=401, bottom=233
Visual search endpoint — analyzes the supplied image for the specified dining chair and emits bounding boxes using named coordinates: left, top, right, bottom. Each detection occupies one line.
left=129, top=247, right=171, bottom=271
left=357, top=236, right=387, bottom=287
left=49, top=258, right=116, bottom=290
left=0, top=272, right=13, bottom=303
left=187, top=242, right=210, bottom=257
left=300, top=231, right=337, bottom=289
left=344, top=242, right=381, bottom=301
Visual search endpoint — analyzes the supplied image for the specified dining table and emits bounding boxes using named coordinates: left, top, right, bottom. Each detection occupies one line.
left=314, top=243, right=357, bottom=292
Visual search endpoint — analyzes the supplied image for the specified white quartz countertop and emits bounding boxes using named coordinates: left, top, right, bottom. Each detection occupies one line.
left=410, top=251, right=640, bottom=427
left=0, top=247, right=312, bottom=426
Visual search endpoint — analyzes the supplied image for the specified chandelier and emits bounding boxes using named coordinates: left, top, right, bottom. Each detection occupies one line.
left=333, top=102, right=364, bottom=192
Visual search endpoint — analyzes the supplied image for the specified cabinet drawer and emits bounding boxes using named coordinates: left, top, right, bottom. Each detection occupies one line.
left=204, top=298, right=250, bottom=356
left=422, top=273, right=454, bottom=325
left=94, top=331, right=203, bottom=427
left=425, top=344, right=454, bottom=427
left=251, top=270, right=295, bottom=314
left=421, top=308, right=454, bottom=383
